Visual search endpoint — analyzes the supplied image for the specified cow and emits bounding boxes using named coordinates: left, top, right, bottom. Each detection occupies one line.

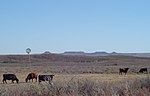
left=25, top=73, right=38, bottom=83
left=3, top=74, right=19, bottom=84
left=119, top=68, right=129, bottom=75
left=38, top=75, right=54, bottom=84
left=138, top=68, right=148, bottom=74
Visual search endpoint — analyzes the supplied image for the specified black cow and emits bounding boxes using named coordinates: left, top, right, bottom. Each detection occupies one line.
left=38, top=75, right=54, bottom=84
left=3, top=74, right=19, bottom=84
left=119, top=68, right=129, bottom=75
left=138, top=68, right=148, bottom=74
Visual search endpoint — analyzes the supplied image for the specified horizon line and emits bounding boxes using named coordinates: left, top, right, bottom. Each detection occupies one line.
left=0, top=51, right=150, bottom=55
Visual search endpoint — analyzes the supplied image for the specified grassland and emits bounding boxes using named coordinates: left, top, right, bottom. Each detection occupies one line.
left=0, top=54, right=150, bottom=96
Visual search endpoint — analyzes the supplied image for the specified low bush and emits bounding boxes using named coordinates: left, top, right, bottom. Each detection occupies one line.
left=0, top=76, right=150, bottom=96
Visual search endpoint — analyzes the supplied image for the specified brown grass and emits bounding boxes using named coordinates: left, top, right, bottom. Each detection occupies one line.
left=0, top=54, right=150, bottom=95
left=0, top=74, right=150, bottom=96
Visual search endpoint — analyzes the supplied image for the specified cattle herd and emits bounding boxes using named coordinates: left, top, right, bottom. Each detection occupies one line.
left=2, top=73, right=54, bottom=84
left=1, top=68, right=149, bottom=84
left=119, top=67, right=148, bottom=75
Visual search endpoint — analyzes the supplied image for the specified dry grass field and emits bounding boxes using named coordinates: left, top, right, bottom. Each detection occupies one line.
left=0, top=54, right=150, bottom=96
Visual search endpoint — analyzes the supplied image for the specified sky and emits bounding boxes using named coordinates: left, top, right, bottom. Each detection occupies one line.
left=0, top=0, right=150, bottom=54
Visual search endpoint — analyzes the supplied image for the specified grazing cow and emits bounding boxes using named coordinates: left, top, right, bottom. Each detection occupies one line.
left=25, top=73, right=38, bottom=83
left=138, top=68, right=148, bottom=74
left=38, top=75, right=54, bottom=84
left=3, top=74, right=19, bottom=84
left=119, top=68, right=129, bottom=75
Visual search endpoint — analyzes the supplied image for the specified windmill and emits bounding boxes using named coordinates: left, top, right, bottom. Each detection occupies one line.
left=26, top=48, right=31, bottom=67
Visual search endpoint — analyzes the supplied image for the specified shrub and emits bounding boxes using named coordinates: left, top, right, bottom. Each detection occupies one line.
left=0, top=76, right=150, bottom=96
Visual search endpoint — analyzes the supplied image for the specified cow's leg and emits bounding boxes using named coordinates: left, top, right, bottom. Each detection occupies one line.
left=35, top=77, right=37, bottom=82
left=3, top=79, right=4, bottom=84
left=3, top=79, right=6, bottom=84
left=48, top=79, right=53, bottom=85
left=120, top=72, right=122, bottom=75
left=12, top=80, right=14, bottom=83
left=48, top=79, right=51, bottom=84
left=39, top=80, right=41, bottom=84
left=145, top=70, right=147, bottom=74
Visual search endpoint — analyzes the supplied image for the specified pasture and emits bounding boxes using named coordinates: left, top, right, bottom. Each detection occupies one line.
left=0, top=54, right=150, bottom=95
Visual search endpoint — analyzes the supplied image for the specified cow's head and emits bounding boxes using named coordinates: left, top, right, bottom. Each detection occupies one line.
left=25, top=78, right=27, bottom=82
left=16, top=78, right=19, bottom=83
left=126, top=68, right=129, bottom=71
left=50, top=75, right=54, bottom=80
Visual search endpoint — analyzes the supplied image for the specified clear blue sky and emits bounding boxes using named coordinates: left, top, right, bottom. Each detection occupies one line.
left=0, top=0, right=150, bottom=54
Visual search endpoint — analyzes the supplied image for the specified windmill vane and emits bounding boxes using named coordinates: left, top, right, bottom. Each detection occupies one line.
left=26, top=48, right=31, bottom=54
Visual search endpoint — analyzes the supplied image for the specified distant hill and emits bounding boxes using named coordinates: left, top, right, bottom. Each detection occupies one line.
left=61, top=51, right=150, bottom=57
left=43, top=51, right=51, bottom=54
left=62, top=51, right=109, bottom=56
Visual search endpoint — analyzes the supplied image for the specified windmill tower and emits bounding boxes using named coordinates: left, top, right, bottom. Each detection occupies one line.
left=26, top=48, right=31, bottom=67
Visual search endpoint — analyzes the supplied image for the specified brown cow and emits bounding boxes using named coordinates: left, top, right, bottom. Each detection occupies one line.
left=119, top=68, right=129, bottom=75
left=25, top=73, right=38, bottom=83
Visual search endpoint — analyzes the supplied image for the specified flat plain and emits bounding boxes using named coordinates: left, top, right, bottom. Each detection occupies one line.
left=0, top=54, right=150, bottom=96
